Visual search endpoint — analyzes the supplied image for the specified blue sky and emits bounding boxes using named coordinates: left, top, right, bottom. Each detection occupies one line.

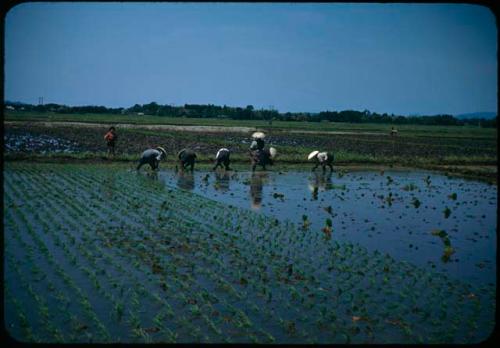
left=4, top=2, right=497, bottom=115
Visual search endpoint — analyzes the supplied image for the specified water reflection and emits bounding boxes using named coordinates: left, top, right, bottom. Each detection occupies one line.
left=308, top=172, right=333, bottom=200
left=177, top=171, right=195, bottom=191
left=145, top=170, right=159, bottom=181
left=213, top=171, right=230, bottom=192
left=250, top=172, right=268, bottom=210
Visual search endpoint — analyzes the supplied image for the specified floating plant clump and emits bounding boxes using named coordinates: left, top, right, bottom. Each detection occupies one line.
left=3, top=163, right=496, bottom=344
left=431, top=230, right=455, bottom=263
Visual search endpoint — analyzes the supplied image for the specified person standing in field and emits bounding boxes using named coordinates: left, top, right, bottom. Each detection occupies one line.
left=104, top=126, right=117, bottom=156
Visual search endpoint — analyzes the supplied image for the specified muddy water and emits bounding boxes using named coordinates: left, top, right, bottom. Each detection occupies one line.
left=157, top=169, right=496, bottom=285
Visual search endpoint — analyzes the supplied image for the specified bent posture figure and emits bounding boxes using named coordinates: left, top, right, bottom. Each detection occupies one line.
left=137, top=147, right=167, bottom=170
left=178, top=148, right=197, bottom=171
left=250, top=147, right=277, bottom=172
left=308, top=150, right=334, bottom=172
left=213, top=148, right=231, bottom=171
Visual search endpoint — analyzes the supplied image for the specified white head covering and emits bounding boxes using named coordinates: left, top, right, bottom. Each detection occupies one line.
left=308, top=150, right=319, bottom=160
left=252, top=131, right=265, bottom=139
left=216, top=148, right=229, bottom=160
left=156, top=147, right=167, bottom=159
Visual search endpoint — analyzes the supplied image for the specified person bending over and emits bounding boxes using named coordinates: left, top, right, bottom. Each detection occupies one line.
left=177, top=148, right=197, bottom=172
left=137, top=147, right=167, bottom=170
left=213, top=148, right=231, bottom=171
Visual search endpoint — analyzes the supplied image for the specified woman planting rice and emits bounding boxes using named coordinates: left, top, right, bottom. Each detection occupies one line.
left=177, top=148, right=197, bottom=172
left=136, top=147, right=167, bottom=170
left=249, top=131, right=266, bottom=151
left=249, top=132, right=277, bottom=171
left=250, top=147, right=277, bottom=172
left=213, top=148, right=231, bottom=171
left=307, top=150, right=334, bottom=172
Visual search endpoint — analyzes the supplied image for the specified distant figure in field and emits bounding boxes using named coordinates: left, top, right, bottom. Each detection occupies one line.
left=390, top=126, right=398, bottom=136
left=177, top=148, right=197, bottom=172
left=104, top=126, right=117, bottom=156
left=213, top=148, right=231, bottom=171
left=308, top=150, right=334, bottom=172
left=136, top=147, right=167, bottom=171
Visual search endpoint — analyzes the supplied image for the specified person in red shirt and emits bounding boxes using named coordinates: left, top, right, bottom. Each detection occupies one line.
left=104, top=126, right=117, bottom=156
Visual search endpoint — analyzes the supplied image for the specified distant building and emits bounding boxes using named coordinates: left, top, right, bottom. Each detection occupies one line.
left=137, top=112, right=144, bottom=116
left=6, top=105, right=15, bottom=110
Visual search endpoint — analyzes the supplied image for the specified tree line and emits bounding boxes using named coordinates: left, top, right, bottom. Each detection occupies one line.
left=5, top=101, right=497, bottom=127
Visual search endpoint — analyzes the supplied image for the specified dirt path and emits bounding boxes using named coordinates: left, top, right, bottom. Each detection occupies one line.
left=4, top=120, right=384, bottom=136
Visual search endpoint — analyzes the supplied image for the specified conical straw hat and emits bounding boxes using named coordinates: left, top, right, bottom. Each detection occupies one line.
left=252, top=131, right=265, bottom=139
left=156, top=147, right=167, bottom=156
left=308, top=150, right=319, bottom=160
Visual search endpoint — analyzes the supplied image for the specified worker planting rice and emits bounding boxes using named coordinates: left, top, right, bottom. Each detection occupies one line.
left=177, top=148, right=197, bottom=172
left=249, top=131, right=266, bottom=151
left=213, top=148, right=231, bottom=171
left=136, top=147, right=167, bottom=171
left=249, top=131, right=277, bottom=171
left=308, top=150, right=334, bottom=172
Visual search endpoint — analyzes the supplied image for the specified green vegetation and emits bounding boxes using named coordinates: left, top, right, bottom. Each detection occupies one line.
left=5, top=100, right=496, bottom=127
left=4, top=163, right=495, bottom=343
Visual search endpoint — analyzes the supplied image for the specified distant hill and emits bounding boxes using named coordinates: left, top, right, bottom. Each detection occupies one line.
left=455, top=112, right=497, bottom=120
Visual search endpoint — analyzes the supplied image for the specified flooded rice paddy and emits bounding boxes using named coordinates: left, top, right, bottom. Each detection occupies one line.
left=4, top=163, right=496, bottom=343
left=160, top=169, right=497, bottom=286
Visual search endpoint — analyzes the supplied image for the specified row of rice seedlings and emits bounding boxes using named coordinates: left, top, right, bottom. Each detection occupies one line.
left=118, top=173, right=394, bottom=340
left=5, top=207, right=108, bottom=342
left=13, top=169, right=195, bottom=342
left=3, top=239, right=65, bottom=342
left=4, top=178, right=112, bottom=342
left=124, top=175, right=324, bottom=278
left=7, top=166, right=492, bottom=342
left=43, top=168, right=496, bottom=340
left=15, top=171, right=127, bottom=291
left=119, top=179, right=314, bottom=310
left=3, top=217, right=87, bottom=344
left=35, top=167, right=242, bottom=342
left=79, top=173, right=294, bottom=340
left=16, top=170, right=186, bottom=342
left=4, top=187, right=76, bottom=341
left=3, top=234, right=40, bottom=342
left=61, top=169, right=496, bottom=328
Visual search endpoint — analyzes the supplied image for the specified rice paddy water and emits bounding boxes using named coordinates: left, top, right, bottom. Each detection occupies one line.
left=4, top=163, right=496, bottom=343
